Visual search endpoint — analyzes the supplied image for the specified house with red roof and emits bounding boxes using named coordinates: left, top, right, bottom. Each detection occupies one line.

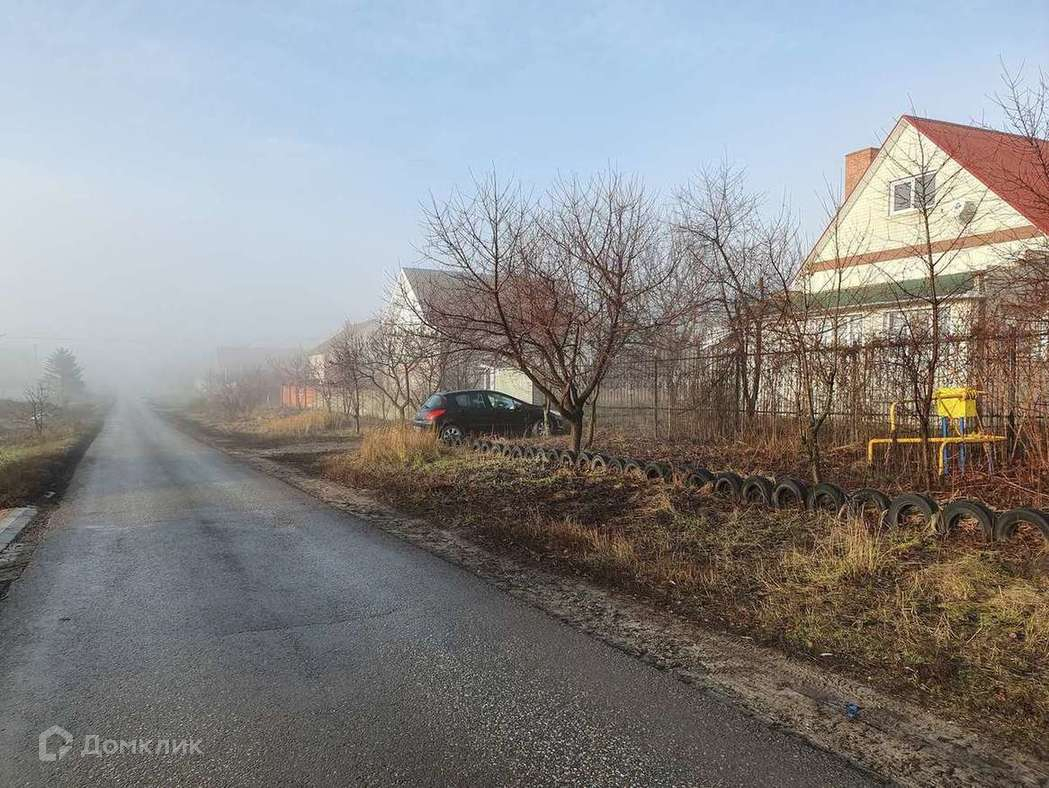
left=800, top=115, right=1048, bottom=341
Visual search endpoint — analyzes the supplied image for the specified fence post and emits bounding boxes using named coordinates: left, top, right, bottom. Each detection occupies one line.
left=653, top=356, right=659, bottom=438
left=1007, top=332, right=1017, bottom=459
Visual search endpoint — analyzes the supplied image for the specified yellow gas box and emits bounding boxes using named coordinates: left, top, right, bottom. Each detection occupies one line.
left=934, top=387, right=979, bottom=420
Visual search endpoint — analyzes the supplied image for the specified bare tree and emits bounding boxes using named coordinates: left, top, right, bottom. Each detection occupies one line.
left=359, top=315, right=436, bottom=422
left=987, top=66, right=1049, bottom=319
left=674, top=164, right=776, bottom=429
left=327, top=322, right=373, bottom=433
left=411, top=170, right=696, bottom=451
left=270, top=351, right=315, bottom=410
left=204, top=366, right=271, bottom=417
left=994, top=66, right=1049, bottom=234
left=768, top=187, right=872, bottom=482
left=25, top=380, right=52, bottom=435
left=873, top=119, right=996, bottom=485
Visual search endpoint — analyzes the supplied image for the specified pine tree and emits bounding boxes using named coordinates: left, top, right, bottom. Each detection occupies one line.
left=43, top=347, right=86, bottom=405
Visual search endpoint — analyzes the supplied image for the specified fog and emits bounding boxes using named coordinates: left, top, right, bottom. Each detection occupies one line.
left=2, top=2, right=1044, bottom=398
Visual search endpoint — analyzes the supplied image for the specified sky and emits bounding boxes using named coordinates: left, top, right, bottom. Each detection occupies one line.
left=1, top=0, right=1047, bottom=393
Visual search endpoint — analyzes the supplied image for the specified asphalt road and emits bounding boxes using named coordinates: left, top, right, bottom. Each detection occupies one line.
left=0, top=401, right=878, bottom=786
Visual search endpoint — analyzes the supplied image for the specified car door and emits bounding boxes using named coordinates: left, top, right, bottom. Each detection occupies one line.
left=486, top=391, right=529, bottom=435
left=453, top=391, right=492, bottom=434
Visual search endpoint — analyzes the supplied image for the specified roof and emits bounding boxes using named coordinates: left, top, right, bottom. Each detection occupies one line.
left=309, top=318, right=378, bottom=356
left=903, top=115, right=1049, bottom=235
left=400, top=267, right=469, bottom=299
left=800, top=271, right=977, bottom=310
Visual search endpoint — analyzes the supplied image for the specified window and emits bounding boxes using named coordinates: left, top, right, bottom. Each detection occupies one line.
left=423, top=394, right=445, bottom=409
left=889, top=173, right=935, bottom=214
left=882, top=307, right=933, bottom=339
left=842, top=314, right=865, bottom=345
left=454, top=392, right=487, bottom=409
left=487, top=392, right=519, bottom=411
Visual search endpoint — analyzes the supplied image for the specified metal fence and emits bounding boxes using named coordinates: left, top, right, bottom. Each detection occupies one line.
left=591, top=332, right=1049, bottom=454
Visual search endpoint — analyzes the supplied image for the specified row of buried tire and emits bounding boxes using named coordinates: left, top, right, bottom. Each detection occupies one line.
left=449, top=436, right=1049, bottom=544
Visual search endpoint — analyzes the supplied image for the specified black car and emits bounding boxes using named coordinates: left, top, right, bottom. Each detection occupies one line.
left=412, top=389, right=562, bottom=442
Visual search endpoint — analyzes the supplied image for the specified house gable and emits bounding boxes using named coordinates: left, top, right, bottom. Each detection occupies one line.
left=804, top=116, right=1045, bottom=294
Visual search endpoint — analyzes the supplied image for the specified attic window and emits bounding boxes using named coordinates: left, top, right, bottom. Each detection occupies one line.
left=889, top=173, right=936, bottom=215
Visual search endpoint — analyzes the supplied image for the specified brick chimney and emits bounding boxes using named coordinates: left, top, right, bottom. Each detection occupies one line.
left=844, top=147, right=879, bottom=198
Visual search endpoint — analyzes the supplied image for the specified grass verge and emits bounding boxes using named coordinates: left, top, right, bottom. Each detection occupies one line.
left=0, top=405, right=103, bottom=508
left=325, top=425, right=1049, bottom=759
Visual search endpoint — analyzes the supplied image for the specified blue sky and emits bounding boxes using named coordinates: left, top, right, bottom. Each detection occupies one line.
left=1, top=1, right=1046, bottom=388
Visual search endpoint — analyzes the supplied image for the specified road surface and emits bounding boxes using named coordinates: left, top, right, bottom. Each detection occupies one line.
left=0, top=401, right=877, bottom=786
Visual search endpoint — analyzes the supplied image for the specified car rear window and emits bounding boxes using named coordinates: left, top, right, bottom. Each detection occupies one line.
left=423, top=394, right=445, bottom=409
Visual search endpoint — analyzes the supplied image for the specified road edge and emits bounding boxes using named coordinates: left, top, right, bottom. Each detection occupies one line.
left=0, top=509, right=37, bottom=553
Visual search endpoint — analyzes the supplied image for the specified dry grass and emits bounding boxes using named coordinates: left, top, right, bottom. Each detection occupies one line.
left=242, top=409, right=358, bottom=438
left=0, top=406, right=101, bottom=507
left=356, top=424, right=442, bottom=466
left=186, top=405, right=370, bottom=443
left=319, top=427, right=1049, bottom=759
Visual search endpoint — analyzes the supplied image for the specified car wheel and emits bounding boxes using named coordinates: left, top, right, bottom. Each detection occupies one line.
left=530, top=420, right=550, bottom=437
left=439, top=424, right=464, bottom=442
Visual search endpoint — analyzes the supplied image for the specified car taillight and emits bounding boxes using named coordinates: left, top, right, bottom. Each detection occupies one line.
left=425, top=408, right=446, bottom=421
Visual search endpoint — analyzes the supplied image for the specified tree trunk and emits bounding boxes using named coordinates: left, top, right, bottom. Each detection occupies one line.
left=586, top=396, right=598, bottom=448
left=568, top=409, right=585, bottom=453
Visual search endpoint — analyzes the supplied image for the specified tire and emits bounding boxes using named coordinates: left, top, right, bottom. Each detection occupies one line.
left=685, top=468, right=714, bottom=489
left=523, top=446, right=536, bottom=461
left=644, top=462, right=672, bottom=483
left=438, top=423, right=465, bottom=443
left=559, top=450, right=577, bottom=468
left=741, top=476, right=775, bottom=505
left=713, top=471, right=743, bottom=500
left=478, top=440, right=491, bottom=454
left=886, top=493, right=939, bottom=529
left=671, top=464, right=694, bottom=485
left=849, top=488, right=891, bottom=520
left=808, top=482, right=848, bottom=513
left=501, top=443, right=515, bottom=457
left=939, top=499, right=995, bottom=541
left=510, top=446, right=525, bottom=460
left=589, top=454, right=609, bottom=472
left=575, top=451, right=593, bottom=470
left=469, top=438, right=482, bottom=452
left=606, top=456, right=625, bottom=474
left=622, top=459, right=645, bottom=478
left=994, top=507, right=1049, bottom=542
left=772, top=477, right=809, bottom=509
